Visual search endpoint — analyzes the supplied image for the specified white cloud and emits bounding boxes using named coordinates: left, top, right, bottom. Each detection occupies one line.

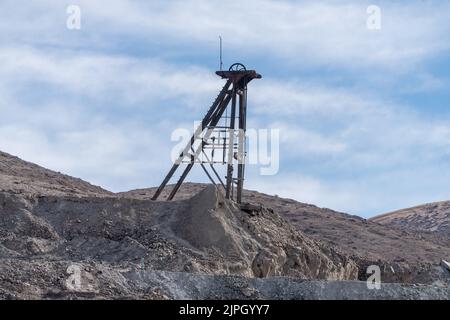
left=3, top=0, right=449, bottom=71
left=0, top=47, right=223, bottom=191
left=0, top=46, right=220, bottom=109
left=246, top=173, right=357, bottom=213
left=251, top=79, right=376, bottom=118
left=271, top=122, right=347, bottom=156
left=244, top=77, right=450, bottom=216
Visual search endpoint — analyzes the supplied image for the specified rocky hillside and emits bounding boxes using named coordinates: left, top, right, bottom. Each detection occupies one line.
left=0, top=185, right=358, bottom=278
left=1, top=151, right=450, bottom=299
left=0, top=151, right=111, bottom=197
left=248, top=190, right=450, bottom=282
left=371, top=201, right=450, bottom=234
left=125, top=184, right=450, bottom=284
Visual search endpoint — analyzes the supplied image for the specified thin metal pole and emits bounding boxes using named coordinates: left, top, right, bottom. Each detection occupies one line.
left=219, top=36, right=223, bottom=71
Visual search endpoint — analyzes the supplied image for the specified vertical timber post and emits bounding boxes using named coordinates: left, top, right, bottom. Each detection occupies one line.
left=225, top=85, right=237, bottom=200
left=236, top=84, right=247, bottom=203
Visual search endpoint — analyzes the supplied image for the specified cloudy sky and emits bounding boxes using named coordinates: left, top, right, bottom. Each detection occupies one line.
left=1, top=0, right=450, bottom=217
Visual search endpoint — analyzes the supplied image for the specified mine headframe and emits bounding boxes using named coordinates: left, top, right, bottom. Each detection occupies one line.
left=152, top=63, right=262, bottom=204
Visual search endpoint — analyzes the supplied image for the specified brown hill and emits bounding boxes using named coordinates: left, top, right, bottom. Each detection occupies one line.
left=0, top=151, right=111, bottom=197
left=371, top=201, right=450, bottom=234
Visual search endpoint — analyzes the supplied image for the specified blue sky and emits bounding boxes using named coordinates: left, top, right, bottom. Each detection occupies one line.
left=1, top=0, right=450, bottom=217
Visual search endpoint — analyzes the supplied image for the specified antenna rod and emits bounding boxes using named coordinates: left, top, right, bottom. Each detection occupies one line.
left=219, top=36, right=223, bottom=71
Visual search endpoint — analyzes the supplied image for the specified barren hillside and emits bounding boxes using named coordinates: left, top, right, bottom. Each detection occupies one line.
left=371, top=201, right=450, bottom=234
left=0, top=151, right=111, bottom=197
left=1, top=151, right=450, bottom=299
left=126, top=184, right=450, bottom=284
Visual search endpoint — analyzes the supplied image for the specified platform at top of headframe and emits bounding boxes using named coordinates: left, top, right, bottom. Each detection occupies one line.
left=216, top=70, right=262, bottom=80
left=216, top=63, right=262, bottom=81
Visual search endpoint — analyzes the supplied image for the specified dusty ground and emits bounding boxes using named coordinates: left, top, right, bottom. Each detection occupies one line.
left=2, top=263, right=449, bottom=300
left=1, top=150, right=450, bottom=299
left=128, top=183, right=450, bottom=284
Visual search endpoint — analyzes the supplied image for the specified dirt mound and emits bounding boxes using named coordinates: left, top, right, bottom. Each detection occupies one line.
left=0, top=183, right=358, bottom=282
left=124, top=183, right=450, bottom=282
left=170, top=185, right=357, bottom=279
left=371, top=201, right=450, bottom=234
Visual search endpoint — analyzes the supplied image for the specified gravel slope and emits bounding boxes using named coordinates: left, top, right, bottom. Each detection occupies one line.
left=124, top=183, right=450, bottom=283
left=1, top=150, right=450, bottom=299
left=0, top=151, right=111, bottom=197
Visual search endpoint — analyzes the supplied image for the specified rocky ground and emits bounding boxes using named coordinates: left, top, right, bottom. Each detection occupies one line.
left=371, top=201, right=450, bottom=234
left=128, top=183, right=450, bottom=284
left=1, top=150, right=449, bottom=299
